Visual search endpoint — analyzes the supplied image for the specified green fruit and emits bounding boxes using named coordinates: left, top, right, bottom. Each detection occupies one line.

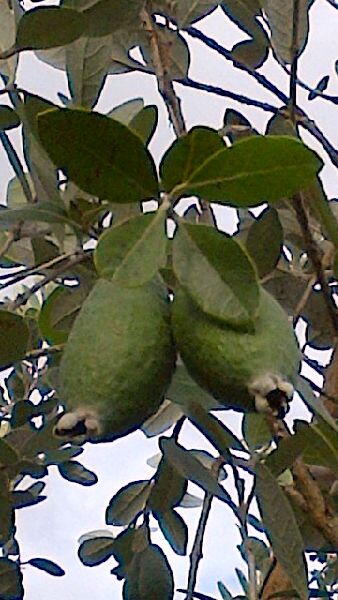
left=172, top=287, right=301, bottom=414
left=55, top=277, right=176, bottom=442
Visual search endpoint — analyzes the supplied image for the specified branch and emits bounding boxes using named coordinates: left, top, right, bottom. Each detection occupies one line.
left=185, top=491, right=213, bottom=600
left=141, top=3, right=186, bottom=136
left=0, top=131, right=34, bottom=204
left=292, top=193, right=338, bottom=334
left=24, top=344, right=64, bottom=362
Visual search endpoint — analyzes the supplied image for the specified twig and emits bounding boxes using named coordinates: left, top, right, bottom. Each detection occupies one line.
left=24, top=344, right=64, bottom=362
left=0, top=131, right=34, bottom=204
left=185, top=491, right=213, bottom=600
left=141, top=3, right=186, bottom=136
left=6, top=253, right=85, bottom=310
left=292, top=193, right=338, bottom=334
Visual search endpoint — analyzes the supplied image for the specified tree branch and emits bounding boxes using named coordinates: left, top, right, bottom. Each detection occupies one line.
left=185, top=491, right=213, bottom=600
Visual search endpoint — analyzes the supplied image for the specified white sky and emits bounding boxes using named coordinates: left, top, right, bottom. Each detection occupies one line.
left=0, top=1, right=337, bottom=599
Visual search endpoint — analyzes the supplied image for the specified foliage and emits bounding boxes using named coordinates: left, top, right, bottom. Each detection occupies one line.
left=0, top=1, right=337, bottom=600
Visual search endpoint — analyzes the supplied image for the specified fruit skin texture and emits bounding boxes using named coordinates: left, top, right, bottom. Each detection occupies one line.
left=56, top=277, right=176, bottom=442
left=172, top=286, right=301, bottom=413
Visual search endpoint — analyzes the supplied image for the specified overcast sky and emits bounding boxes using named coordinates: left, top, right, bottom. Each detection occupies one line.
left=1, top=1, right=337, bottom=599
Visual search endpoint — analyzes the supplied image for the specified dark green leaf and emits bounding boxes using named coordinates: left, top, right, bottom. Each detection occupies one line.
left=0, top=557, right=24, bottom=600
left=129, top=105, right=158, bottom=146
left=78, top=536, right=116, bottom=566
left=149, top=459, right=187, bottom=513
left=39, top=284, right=91, bottom=344
left=162, top=133, right=322, bottom=206
left=242, top=413, right=272, bottom=450
left=37, top=108, right=159, bottom=203
left=218, top=581, right=233, bottom=600
left=0, top=204, right=79, bottom=228
left=160, top=437, right=232, bottom=504
left=112, top=524, right=149, bottom=569
left=58, top=460, right=98, bottom=486
left=16, top=7, right=86, bottom=52
left=246, top=207, right=283, bottom=278
left=0, top=473, right=14, bottom=544
left=42, top=446, right=84, bottom=466
left=123, top=544, right=174, bottom=599
left=255, top=463, right=308, bottom=600
left=221, top=108, right=257, bottom=143
left=28, top=558, right=65, bottom=577
left=83, top=0, right=143, bottom=37
left=235, top=568, right=249, bottom=595
left=154, top=509, right=188, bottom=555
left=105, top=480, right=151, bottom=526
left=166, top=365, right=221, bottom=412
left=94, top=212, right=167, bottom=286
left=155, top=0, right=218, bottom=27
left=0, top=106, right=20, bottom=131
left=173, top=222, right=259, bottom=327
left=0, top=311, right=29, bottom=369
left=10, top=400, right=36, bottom=428
left=184, top=401, right=245, bottom=455
left=231, top=34, right=268, bottom=69
left=247, top=514, right=266, bottom=533
left=108, top=98, right=144, bottom=124
left=11, top=490, right=46, bottom=509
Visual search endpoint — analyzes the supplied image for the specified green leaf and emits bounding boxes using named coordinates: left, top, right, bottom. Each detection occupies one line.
left=106, top=481, right=151, bottom=526
left=154, top=509, right=188, bottom=555
left=246, top=207, right=283, bottom=278
left=0, top=204, right=78, bottom=229
left=160, top=126, right=225, bottom=193
left=299, top=418, right=338, bottom=474
left=37, top=108, right=159, bottom=203
left=243, top=413, right=272, bottom=450
left=179, top=492, right=203, bottom=508
left=142, top=27, right=190, bottom=79
left=0, top=106, right=20, bottom=131
left=66, top=32, right=114, bottom=109
left=160, top=437, right=233, bottom=504
left=108, top=98, right=144, bottom=124
left=255, top=463, right=308, bottom=600
left=16, top=7, right=86, bottom=52
left=83, top=0, right=143, bottom=37
left=173, top=222, right=259, bottom=327
left=39, top=283, right=92, bottom=344
left=218, top=581, right=233, bottom=600
left=162, top=133, right=322, bottom=206
left=123, top=544, right=174, bottom=600
left=141, top=399, right=184, bottom=438
left=166, top=366, right=221, bottom=412
left=129, top=105, right=158, bottom=146
left=221, top=108, right=257, bottom=143
left=28, top=558, right=65, bottom=577
left=155, top=0, right=219, bottom=27
left=0, top=311, right=29, bottom=368
left=149, top=459, right=187, bottom=513
left=260, top=0, right=312, bottom=63
left=58, top=460, right=98, bottom=486
left=235, top=568, right=249, bottom=596
left=94, top=212, right=167, bottom=286
left=0, top=557, right=24, bottom=600
left=0, top=0, right=18, bottom=79
left=185, top=402, right=245, bottom=455
left=295, top=376, right=338, bottom=432
left=78, top=536, right=116, bottom=566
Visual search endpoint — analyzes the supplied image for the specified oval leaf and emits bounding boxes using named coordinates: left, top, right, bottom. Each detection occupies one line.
left=124, top=544, right=174, bottom=600
left=141, top=399, right=184, bottom=438
left=16, top=7, right=86, bottom=52
left=106, top=481, right=151, bottom=526
left=0, top=311, right=29, bottom=369
left=173, top=222, right=259, bottom=326
left=163, top=133, right=322, bottom=206
left=78, top=536, right=116, bottom=567
left=58, top=460, right=98, bottom=486
left=28, top=558, right=65, bottom=577
left=37, top=108, right=159, bottom=204
left=154, top=509, right=188, bottom=555
left=94, top=212, right=167, bottom=286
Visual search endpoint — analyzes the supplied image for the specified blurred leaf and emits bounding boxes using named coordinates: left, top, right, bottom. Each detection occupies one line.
left=58, top=460, right=98, bottom=486
left=0, top=204, right=79, bottom=228
left=166, top=365, right=221, bottom=412
left=155, top=0, right=218, bottom=27
left=173, top=222, right=259, bottom=327
left=0, top=557, right=24, bottom=600
left=246, top=207, right=283, bottom=278
left=10, top=400, right=36, bottom=428
left=243, top=413, right=272, bottom=450
left=141, top=399, right=184, bottom=438
left=300, top=417, right=338, bottom=473
left=160, top=437, right=232, bottom=504
left=0, top=473, right=13, bottom=544
left=123, top=543, right=174, bottom=599
left=231, top=35, right=268, bottom=69
left=295, top=376, right=338, bottom=431
left=0, top=106, right=20, bottom=131
left=308, top=75, right=329, bottom=101
left=261, top=0, right=314, bottom=63
left=66, top=30, right=114, bottom=109
left=235, top=568, right=249, bottom=595
left=106, top=481, right=151, bottom=526
left=78, top=536, right=116, bottom=566
left=108, top=98, right=144, bottom=124
left=154, top=508, right=188, bottom=555
left=142, top=27, right=190, bottom=79
left=129, top=105, right=158, bottom=146
left=221, top=108, right=257, bottom=143
left=149, top=459, right=187, bottom=513
left=161, top=131, right=322, bottom=206
left=82, top=0, right=143, bottom=37
left=15, top=7, right=85, bottom=52
left=28, top=558, right=65, bottom=577
left=266, top=113, right=296, bottom=137
left=37, top=108, right=159, bottom=203
left=255, top=463, right=308, bottom=600
left=218, top=581, right=233, bottom=600
left=247, top=514, right=266, bottom=533
left=112, top=523, right=149, bottom=569
left=238, top=537, right=270, bottom=571
left=0, top=438, right=19, bottom=467
left=179, top=492, right=203, bottom=508
left=0, top=311, right=29, bottom=368
left=42, top=445, right=84, bottom=466
left=39, top=282, right=92, bottom=344
left=0, top=0, right=18, bottom=79
left=94, top=212, right=167, bottom=286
